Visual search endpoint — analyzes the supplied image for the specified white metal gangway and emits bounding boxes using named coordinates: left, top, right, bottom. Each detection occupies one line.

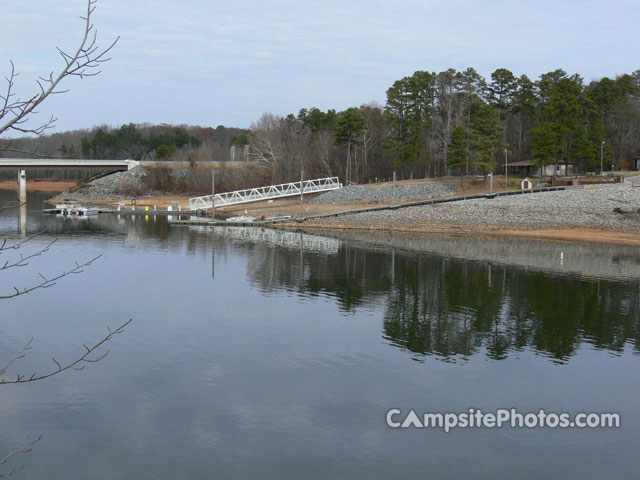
left=189, top=176, right=342, bottom=210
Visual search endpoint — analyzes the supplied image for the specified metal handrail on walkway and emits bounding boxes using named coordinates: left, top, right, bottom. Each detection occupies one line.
left=189, top=177, right=342, bottom=210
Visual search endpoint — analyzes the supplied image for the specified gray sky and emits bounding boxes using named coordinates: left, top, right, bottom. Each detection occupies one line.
left=1, top=0, right=638, bottom=133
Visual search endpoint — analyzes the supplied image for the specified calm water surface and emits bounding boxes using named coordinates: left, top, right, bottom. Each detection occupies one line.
left=1, top=190, right=639, bottom=479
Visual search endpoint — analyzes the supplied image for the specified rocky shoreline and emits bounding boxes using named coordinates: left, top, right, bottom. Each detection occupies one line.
left=49, top=167, right=158, bottom=203
left=295, top=184, right=640, bottom=244
left=43, top=169, right=640, bottom=246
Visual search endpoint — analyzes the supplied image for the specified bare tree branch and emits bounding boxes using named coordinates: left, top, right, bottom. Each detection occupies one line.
left=0, top=201, right=25, bottom=212
left=0, top=339, right=33, bottom=378
left=0, top=434, right=43, bottom=478
left=0, top=0, right=119, bottom=137
left=0, top=231, right=45, bottom=252
left=0, top=254, right=101, bottom=300
left=0, top=319, right=132, bottom=385
left=0, top=239, right=56, bottom=272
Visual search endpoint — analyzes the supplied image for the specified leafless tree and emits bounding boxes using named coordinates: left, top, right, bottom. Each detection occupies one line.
left=0, top=0, right=118, bottom=148
left=249, top=113, right=283, bottom=167
left=0, top=1, right=125, bottom=475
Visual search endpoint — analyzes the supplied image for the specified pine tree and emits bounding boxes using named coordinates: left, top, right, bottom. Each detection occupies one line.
left=469, top=104, right=504, bottom=174
left=447, top=126, right=468, bottom=171
left=334, top=108, right=366, bottom=184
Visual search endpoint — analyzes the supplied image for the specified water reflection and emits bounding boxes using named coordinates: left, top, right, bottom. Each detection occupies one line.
left=2, top=188, right=639, bottom=366
left=210, top=227, right=640, bottom=363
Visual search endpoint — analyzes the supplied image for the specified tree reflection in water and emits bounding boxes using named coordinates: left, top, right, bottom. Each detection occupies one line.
left=241, top=233, right=640, bottom=364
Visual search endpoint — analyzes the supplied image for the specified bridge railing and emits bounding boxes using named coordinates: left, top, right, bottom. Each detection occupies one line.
left=189, top=176, right=342, bottom=210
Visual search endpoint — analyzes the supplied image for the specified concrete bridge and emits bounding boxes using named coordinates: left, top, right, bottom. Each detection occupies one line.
left=0, top=158, right=139, bottom=172
left=0, top=158, right=139, bottom=203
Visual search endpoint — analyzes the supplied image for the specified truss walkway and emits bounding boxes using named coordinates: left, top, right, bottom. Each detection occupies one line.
left=189, top=177, right=342, bottom=210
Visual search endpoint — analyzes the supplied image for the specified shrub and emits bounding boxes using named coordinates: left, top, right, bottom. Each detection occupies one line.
left=120, top=181, right=148, bottom=197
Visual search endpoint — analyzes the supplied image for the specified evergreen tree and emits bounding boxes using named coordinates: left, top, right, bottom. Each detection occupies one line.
left=530, top=76, right=594, bottom=172
left=385, top=71, right=436, bottom=176
left=334, top=108, right=366, bottom=183
left=469, top=104, right=504, bottom=174
left=447, top=125, right=469, bottom=179
left=487, top=68, right=517, bottom=122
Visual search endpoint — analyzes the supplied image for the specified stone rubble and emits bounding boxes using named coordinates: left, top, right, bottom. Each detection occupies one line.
left=58, top=167, right=156, bottom=200
left=310, top=182, right=458, bottom=204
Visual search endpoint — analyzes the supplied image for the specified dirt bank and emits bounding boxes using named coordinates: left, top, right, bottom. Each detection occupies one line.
left=279, top=221, right=640, bottom=248
left=0, top=180, right=78, bottom=192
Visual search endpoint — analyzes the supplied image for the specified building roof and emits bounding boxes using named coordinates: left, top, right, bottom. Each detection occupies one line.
left=507, top=160, right=577, bottom=167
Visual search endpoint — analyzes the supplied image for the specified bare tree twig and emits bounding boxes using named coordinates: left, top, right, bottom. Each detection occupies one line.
left=0, top=230, right=45, bottom=251
left=0, top=239, right=56, bottom=272
left=0, top=254, right=102, bottom=300
left=0, top=339, right=32, bottom=378
left=0, top=319, right=132, bottom=385
left=0, top=202, right=25, bottom=212
left=0, top=434, right=43, bottom=478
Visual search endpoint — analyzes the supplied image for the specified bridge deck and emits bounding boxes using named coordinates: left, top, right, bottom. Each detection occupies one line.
left=0, top=159, right=137, bottom=171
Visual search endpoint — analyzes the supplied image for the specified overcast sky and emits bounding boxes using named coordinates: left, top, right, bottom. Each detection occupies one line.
left=1, top=0, right=637, bottom=134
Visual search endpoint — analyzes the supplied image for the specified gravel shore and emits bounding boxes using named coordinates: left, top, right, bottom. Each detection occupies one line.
left=310, top=182, right=457, bottom=204
left=304, top=184, right=640, bottom=233
left=53, top=167, right=155, bottom=201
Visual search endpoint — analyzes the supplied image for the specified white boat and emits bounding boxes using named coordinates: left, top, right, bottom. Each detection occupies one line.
left=225, top=215, right=257, bottom=223
left=55, top=199, right=79, bottom=209
left=43, top=199, right=80, bottom=215
left=68, top=206, right=100, bottom=216
left=44, top=200, right=100, bottom=216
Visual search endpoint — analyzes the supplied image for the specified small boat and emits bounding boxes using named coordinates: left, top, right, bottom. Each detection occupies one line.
left=43, top=199, right=100, bottom=216
left=43, top=199, right=80, bottom=215
left=68, top=206, right=100, bottom=217
left=225, top=215, right=257, bottom=223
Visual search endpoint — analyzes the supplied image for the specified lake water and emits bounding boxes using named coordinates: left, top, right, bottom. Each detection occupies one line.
left=1, top=189, right=639, bottom=479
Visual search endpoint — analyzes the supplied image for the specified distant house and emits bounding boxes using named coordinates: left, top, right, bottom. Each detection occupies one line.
left=506, top=160, right=576, bottom=176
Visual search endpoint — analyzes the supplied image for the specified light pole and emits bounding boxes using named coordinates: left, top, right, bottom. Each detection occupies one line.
left=600, top=141, right=605, bottom=175
left=211, top=168, right=215, bottom=220
left=504, top=148, right=508, bottom=190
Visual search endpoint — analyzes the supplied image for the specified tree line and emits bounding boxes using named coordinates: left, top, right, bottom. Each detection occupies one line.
left=248, top=67, right=640, bottom=183
left=2, top=67, right=639, bottom=187
left=0, top=123, right=245, bottom=162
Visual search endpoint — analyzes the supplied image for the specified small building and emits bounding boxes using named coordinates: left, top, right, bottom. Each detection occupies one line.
left=508, top=160, right=534, bottom=176
left=521, top=177, right=533, bottom=190
left=506, top=160, right=576, bottom=177
left=634, top=157, right=640, bottom=171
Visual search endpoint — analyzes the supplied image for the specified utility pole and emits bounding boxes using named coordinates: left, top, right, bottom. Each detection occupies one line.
left=504, top=148, right=508, bottom=190
left=601, top=141, right=605, bottom=175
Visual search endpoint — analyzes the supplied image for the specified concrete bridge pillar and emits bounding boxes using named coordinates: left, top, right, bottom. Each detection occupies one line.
left=18, top=169, right=27, bottom=204
left=19, top=202, right=27, bottom=237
